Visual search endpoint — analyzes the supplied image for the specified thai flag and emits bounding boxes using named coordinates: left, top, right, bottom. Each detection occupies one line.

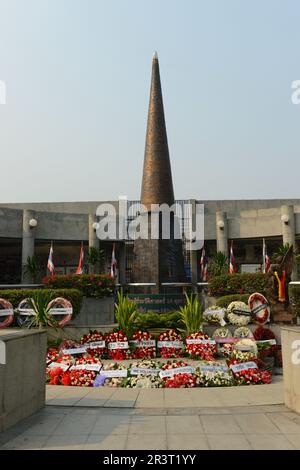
left=76, top=242, right=84, bottom=275
left=47, top=242, right=55, bottom=276
left=229, top=241, right=236, bottom=274
left=263, top=238, right=271, bottom=273
left=200, top=246, right=208, bottom=281
left=110, top=243, right=117, bottom=279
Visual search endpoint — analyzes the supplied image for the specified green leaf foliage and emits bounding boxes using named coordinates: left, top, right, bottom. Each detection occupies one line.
left=209, top=273, right=268, bottom=297
left=115, top=290, right=138, bottom=336
left=0, top=288, right=83, bottom=319
left=177, top=292, right=203, bottom=335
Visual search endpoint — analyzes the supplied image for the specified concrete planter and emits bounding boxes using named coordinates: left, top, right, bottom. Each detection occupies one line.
left=0, top=328, right=47, bottom=432
left=69, top=296, right=115, bottom=326
left=281, top=326, right=300, bottom=414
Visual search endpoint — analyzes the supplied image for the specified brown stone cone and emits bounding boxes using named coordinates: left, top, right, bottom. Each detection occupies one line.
left=141, top=55, right=175, bottom=210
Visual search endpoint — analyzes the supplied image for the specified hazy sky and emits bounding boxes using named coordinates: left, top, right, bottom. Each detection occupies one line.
left=1, top=0, right=300, bottom=202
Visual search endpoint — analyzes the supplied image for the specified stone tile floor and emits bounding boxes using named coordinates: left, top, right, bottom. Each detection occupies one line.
left=0, top=404, right=300, bottom=450
left=1, top=377, right=298, bottom=450
left=46, top=376, right=284, bottom=408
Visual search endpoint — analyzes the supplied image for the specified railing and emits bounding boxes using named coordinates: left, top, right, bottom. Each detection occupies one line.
left=0, top=284, right=43, bottom=290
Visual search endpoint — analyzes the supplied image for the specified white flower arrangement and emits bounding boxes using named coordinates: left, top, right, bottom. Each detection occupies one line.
left=196, top=369, right=234, bottom=387
left=234, top=338, right=258, bottom=356
left=203, top=305, right=226, bottom=326
left=227, top=301, right=251, bottom=326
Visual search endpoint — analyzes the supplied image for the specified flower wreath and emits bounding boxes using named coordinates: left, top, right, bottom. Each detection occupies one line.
left=0, top=298, right=14, bottom=328
left=227, top=301, right=251, bottom=326
left=248, top=293, right=270, bottom=325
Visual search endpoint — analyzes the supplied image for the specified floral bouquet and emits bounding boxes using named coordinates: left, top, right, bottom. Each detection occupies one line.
left=106, top=330, right=130, bottom=360
left=46, top=347, right=59, bottom=365
left=203, top=306, right=226, bottom=326
left=130, top=331, right=156, bottom=359
left=58, top=340, right=81, bottom=353
left=74, top=355, right=102, bottom=366
left=185, top=332, right=217, bottom=360
left=227, top=301, right=251, bottom=327
left=56, top=354, right=74, bottom=365
left=46, top=353, right=74, bottom=382
left=229, top=360, right=272, bottom=385
left=96, top=362, right=128, bottom=387
left=196, top=363, right=234, bottom=387
left=80, top=330, right=106, bottom=358
left=233, top=338, right=258, bottom=357
left=229, top=350, right=256, bottom=363
left=157, top=329, right=184, bottom=358
left=160, top=360, right=196, bottom=388
left=234, top=327, right=253, bottom=339
left=212, top=327, right=236, bottom=358
left=123, top=360, right=162, bottom=388
left=67, top=369, right=97, bottom=387
left=47, top=366, right=64, bottom=385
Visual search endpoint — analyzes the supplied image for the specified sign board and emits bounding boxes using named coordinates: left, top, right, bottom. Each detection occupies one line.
left=128, top=294, right=185, bottom=313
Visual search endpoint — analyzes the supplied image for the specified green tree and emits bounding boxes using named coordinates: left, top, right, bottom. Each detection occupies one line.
left=23, top=255, right=41, bottom=283
left=208, top=251, right=229, bottom=277
left=87, top=247, right=105, bottom=274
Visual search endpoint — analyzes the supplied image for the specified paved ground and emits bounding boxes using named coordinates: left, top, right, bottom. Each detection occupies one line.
left=1, top=403, right=300, bottom=450
left=46, top=377, right=284, bottom=408
left=1, top=377, right=299, bottom=450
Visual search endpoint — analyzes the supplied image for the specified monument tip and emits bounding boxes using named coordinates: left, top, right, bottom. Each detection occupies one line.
left=153, top=51, right=158, bottom=60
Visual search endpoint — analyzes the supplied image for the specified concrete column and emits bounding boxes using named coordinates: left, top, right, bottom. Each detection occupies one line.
left=21, top=210, right=36, bottom=283
left=280, top=205, right=295, bottom=248
left=118, top=242, right=126, bottom=286
left=88, top=214, right=99, bottom=273
left=216, top=211, right=228, bottom=257
left=189, top=199, right=198, bottom=284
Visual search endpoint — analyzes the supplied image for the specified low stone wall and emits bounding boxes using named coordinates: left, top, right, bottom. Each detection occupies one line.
left=69, top=297, right=115, bottom=326
left=281, top=326, right=300, bottom=414
left=0, top=328, right=47, bottom=432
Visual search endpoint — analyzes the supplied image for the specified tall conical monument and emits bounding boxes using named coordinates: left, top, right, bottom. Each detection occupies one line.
left=132, top=53, right=186, bottom=292
left=141, top=51, right=175, bottom=210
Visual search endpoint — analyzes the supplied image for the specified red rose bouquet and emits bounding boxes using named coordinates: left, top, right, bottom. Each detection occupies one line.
left=185, top=332, right=217, bottom=360
left=157, top=329, right=183, bottom=359
left=68, top=369, right=97, bottom=387
left=74, top=355, right=101, bottom=366
left=47, top=366, right=64, bottom=385
left=106, top=330, right=130, bottom=360
left=80, top=330, right=106, bottom=358
left=161, top=360, right=196, bottom=388
left=46, top=347, right=59, bottom=365
left=130, top=331, right=156, bottom=359
left=229, top=359, right=272, bottom=385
